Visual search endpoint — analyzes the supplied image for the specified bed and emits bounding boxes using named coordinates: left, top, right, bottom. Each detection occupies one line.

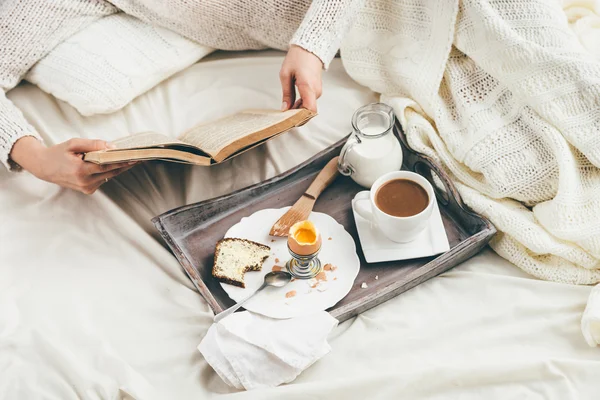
left=1, top=50, right=599, bottom=399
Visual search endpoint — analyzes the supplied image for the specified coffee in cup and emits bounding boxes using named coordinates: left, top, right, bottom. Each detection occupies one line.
left=375, top=178, right=429, bottom=218
left=353, top=171, right=435, bottom=243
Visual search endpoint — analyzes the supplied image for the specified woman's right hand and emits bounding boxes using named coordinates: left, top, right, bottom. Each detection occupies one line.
left=10, top=136, right=136, bottom=194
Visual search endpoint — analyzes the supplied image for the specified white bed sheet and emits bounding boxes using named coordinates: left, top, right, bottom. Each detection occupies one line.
left=1, top=51, right=599, bottom=399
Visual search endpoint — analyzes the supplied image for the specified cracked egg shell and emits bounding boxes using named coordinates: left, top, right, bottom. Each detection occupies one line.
left=287, top=220, right=322, bottom=256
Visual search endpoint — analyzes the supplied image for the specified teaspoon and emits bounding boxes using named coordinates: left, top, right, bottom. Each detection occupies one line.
left=214, top=270, right=292, bottom=323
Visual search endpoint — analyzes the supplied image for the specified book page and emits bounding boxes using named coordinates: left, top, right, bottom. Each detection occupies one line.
left=110, top=132, right=185, bottom=150
left=178, top=109, right=303, bottom=157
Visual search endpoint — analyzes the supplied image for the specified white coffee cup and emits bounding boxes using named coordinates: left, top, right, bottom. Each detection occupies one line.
left=353, top=171, right=435, bottom=243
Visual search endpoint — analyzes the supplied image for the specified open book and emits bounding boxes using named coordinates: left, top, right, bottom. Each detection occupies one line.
left=83, top=108, right=316, bottom=166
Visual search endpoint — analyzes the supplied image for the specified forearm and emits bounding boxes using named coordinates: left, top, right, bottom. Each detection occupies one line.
left=290, top=0, right=366, bottom=69
left=8, top=136, right=46, bottom=176
left=8, top=135, right=134, bottom=195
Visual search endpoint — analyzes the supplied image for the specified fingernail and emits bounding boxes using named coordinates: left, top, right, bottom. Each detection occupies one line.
left=107, top=142, right=117, bottom=149
left=281, top=102, right=287, bottom=111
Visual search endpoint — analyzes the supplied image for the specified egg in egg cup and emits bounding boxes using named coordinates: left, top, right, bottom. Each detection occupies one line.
left=286, top=220, right=323, bottom=279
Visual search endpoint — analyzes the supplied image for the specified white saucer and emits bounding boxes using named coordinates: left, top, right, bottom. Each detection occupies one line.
left=351, top=192, right=450, bottom=263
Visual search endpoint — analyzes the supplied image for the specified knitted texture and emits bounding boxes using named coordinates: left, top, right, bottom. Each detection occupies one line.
left=113, top=0, right=364, bottom=69
left=0, top=0, right=363, bottom=170
left=0, top=0, right=116, bottom=170
left=342, top=0, right=600, bottom=284
left=26, top=13, right=215, bottom=116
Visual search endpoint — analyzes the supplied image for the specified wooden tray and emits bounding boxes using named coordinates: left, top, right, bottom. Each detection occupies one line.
left=152, top=123, right=496, bottom=323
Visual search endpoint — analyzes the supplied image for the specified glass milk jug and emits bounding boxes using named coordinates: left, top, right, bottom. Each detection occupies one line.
left=338, top=103, right=403, bottom=188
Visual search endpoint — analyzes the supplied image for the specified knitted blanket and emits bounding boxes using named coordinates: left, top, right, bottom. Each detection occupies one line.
left=341, top=0, right=600, bottom=285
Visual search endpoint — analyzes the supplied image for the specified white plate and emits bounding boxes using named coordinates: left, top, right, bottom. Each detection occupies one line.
left=352, top=193, right=450, bottom=263
left=220, top=208, right=360, bottom=319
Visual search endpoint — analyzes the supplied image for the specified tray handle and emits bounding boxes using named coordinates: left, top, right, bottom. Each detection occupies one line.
left=393, top=120, right=493, bottom=234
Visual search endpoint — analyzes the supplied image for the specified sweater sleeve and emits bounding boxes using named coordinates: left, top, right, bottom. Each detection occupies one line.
left=0, top=0, right=116, bottom=171
left=290, top=0, right=366, bottom=69
left=0, top=92, right=44, bottom=171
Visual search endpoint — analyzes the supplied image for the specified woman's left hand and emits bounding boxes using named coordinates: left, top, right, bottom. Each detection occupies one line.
left=279, top=45, right=323, bottom=112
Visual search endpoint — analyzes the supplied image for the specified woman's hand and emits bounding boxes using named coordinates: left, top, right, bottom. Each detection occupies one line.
left=10, top=136, right=135, bottom=194
left=280, top=45, right=323, bottom=112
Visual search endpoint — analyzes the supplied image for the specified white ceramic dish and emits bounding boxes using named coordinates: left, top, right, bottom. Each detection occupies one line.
left=352, top=192, right=450, bottom=263
left=220, top=207, right=360, bottom=319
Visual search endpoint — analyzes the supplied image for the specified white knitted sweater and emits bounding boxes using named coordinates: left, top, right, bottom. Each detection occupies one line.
left=342, top=0, right=600, bottom=285
left=6, top=0, right=600, bottom=286
left=0, top=0, right=363, bottom=170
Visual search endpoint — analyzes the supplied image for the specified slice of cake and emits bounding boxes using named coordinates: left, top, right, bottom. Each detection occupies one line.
left=212, top=238, right=271, bottom=288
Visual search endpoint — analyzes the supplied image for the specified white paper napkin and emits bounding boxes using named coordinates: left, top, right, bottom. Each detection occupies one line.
left=198, top=311, right=338, bottom=390
left=582, top=283, right=600, bottom=347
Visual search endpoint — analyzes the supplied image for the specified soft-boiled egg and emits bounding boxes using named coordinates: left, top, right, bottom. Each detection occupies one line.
left=287, top=220, right=322, bottom=256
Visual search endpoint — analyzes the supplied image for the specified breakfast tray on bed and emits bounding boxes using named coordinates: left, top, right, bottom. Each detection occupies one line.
left=152, top=122, right=496, bottom=323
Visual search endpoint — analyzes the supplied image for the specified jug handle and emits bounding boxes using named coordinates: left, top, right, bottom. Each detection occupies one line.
left=338, top=134, right=360, bottom=176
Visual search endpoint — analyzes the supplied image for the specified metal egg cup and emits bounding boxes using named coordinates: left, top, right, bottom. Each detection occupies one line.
left=285, top=242, right=322, bottom=279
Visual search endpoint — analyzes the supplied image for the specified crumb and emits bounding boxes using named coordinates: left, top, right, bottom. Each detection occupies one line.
left=291, top=278, right=296, bottom=282
left=285, top=290, right=297, bottom=298
left=333, top=277, right=337, bottom=281
left=285, top=297, right=296, bottom=305
left=307, top=279, right=318, bottom=288
left=315, top=271, right=327, bottom=282
left=328, top=237, right=332, bottom=241
left=317, top=282, right=329, bottom=292
left=361, top=282, right=368, bottom=289
left=271, top=239, right=275, bottom=242
left=324, top=263, right=338, bottom=272
left=375, top=275, right=379, bottom=280
left=275, top=258, right=280, bottom=263
left=272, top=265, right=283, bottom=272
